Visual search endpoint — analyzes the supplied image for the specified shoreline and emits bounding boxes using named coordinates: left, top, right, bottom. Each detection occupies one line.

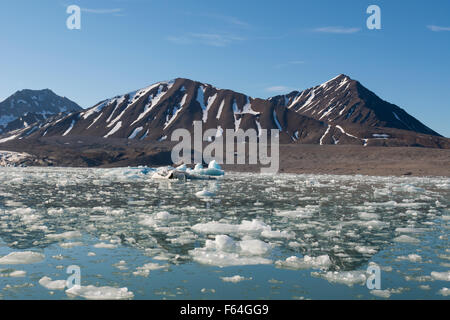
left=1, top=141, right=450, bottom=177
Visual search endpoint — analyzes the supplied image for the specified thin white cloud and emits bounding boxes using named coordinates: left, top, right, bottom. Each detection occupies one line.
left=186, top=12, right=250, bottom=28
left=209, top=14, right=249, bottom=28
left=265, top=86, right=293, bottom=93
left=166, top=36, right=193, bottom=45
left=427, top=25, right=450, bottom=32
left=167, top=33, right=245, bottom=47
left=313, top=26, right=361, bottom=34
left=275, top=60, right=305, bottom=69
left=81, top=8, right=123, bottom=14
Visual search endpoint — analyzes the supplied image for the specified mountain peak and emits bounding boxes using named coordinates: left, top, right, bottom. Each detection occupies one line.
left=0, top=88, right=82, bottom=134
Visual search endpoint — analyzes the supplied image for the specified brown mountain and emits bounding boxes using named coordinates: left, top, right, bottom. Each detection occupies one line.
left=1, top=76, right=448, bottom=149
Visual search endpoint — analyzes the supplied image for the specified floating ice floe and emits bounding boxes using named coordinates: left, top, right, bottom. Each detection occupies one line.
left=311, top=270, right=367, bottom=286
left=431, top=271, right=450, bottom=281
left=59, top=242, right=84, bottom=249
left=189, top=235, right=272, bottom=267
left=1, top=270, right=27, bottom=277
left=188, top=161, right=224, bottom=176
left=221, top=275, right=252, bottom=283
left=393, top=235, right=420, bottom=244
left=151, top=161, right=224, bottom=180
left=275, top=255, right=332, bottom=270
left=354, top=246, right=378, bottom=255
left=113, top=260, right=128, bottom=271
left=132, top=262, right=169, bottom=277
left=93, top=242, right=118, bottom=249
left=396, top=254, right=422, bottom=262
left=39, top=276, right=67, bottom=290
left=192, top=219, right=294, bottom=239
left=370, top=289, right=391, bottom=298
left=65, top=285, right=134, bottom=300
left=0, top=251, right=45, bottom=265
left=195, top=189, right=216, bottom=198
left=46, top=231, right=82, bottom=240
left=438, top=287, right=450, bottom=296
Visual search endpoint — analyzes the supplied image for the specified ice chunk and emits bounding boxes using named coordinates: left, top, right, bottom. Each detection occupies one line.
left=0, top=251, right=45, bottom=264
left=221, top=275, right=252, bottom=283
left=431, top=271, right=450, bottom=281
left=195, top=189, right=216, bottom=198
left=239, top=239, right=271, bottom=255
left=113, top=260, right=128, bottom=271
left=208, top=160, right=222, bottom=170
left=438, top=288, right=450, bottom=296
left=65, top=285, right=134, bottom=300
left=46, top=231, right=82, bottom=240
left=188, top=161, right=224, bottom=176
left=370, top=289, right=391, bottom=298
left=393, top=235, right=420, bottom=243
left=358, top=212, right=379, bottom=220
left=396, top=254, right=422, bottom=262
left=189, top=235, right=272, bottom=267
left=355, top=246, right=378, bottom=255
left=39, top=276, right=67, bottom=290
left=93, top=243, right=118, bottom=249
left=311, top=271, right=367, bottom=286
left=8, top=270, right=26, bottom=277
left=192, top=219, right=294, bottom=239
left=133, top=263, right=169, bottom=277
left=212, top=235, right=237, bottom=251
left=276, top=255, right=332, bottom=270
left=59, top=242, right=83, bottom=248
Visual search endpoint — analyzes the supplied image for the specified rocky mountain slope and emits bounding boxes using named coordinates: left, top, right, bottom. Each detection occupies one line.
left=1, top=76, right=448, bottom=149
left=0, top=89, right=82, bottom=134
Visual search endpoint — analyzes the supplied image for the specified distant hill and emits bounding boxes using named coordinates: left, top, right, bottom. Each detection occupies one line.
left=0, top=89, right=82, bottom=134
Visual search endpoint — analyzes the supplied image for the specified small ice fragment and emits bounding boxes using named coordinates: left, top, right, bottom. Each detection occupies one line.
left=221, top=275, right=252, bottom=283
left=93, top=243, right=118, bottom=249
left=370, top=289, right=391, bottom=298
left=8, top=270, right=26, bottom=277
left=195, top=189, right=215, bottom=198
left=393, top=235, right=420, bottom=243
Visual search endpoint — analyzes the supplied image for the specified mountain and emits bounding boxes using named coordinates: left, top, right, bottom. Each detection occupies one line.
left=1, top=76, right=448, bottom=149
left=270, top=74, right=440, bottom=136
left=0, top=89, right=82, bottom=134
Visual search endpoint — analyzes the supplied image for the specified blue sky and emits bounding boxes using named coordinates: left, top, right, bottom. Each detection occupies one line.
left=0, top=0, right=449, bottom=136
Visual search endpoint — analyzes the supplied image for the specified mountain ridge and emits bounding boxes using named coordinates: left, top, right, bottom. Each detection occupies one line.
left=1, top=75, right=448, bottom=150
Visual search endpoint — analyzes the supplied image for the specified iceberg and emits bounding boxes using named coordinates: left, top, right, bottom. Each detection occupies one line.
left=187, top=161, right=225, bottom=177
left=151, top=161, right=224, bottom=180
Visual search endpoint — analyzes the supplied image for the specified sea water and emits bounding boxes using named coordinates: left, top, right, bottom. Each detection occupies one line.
left=0, top=167, right=448, bottom=299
